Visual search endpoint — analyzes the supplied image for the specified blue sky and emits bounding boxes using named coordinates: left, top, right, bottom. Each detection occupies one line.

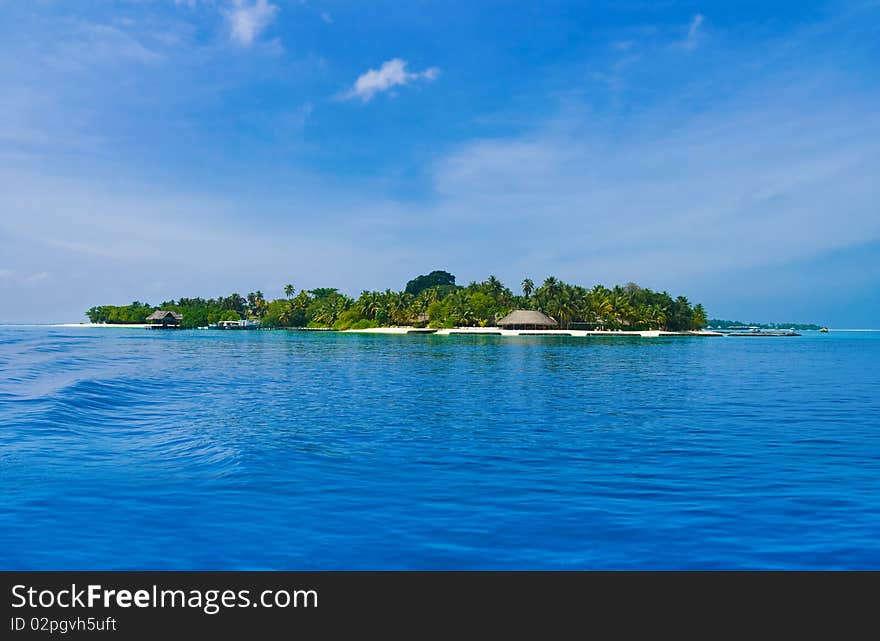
left=1, top=0, right=878, bottom=325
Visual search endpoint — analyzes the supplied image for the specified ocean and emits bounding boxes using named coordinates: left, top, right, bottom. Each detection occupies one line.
left=1, top=327, right=878, bottom=569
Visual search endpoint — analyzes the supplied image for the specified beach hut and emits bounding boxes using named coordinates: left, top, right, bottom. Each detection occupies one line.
left=146, top=310, right=183, bottom=329
left=495, top=310, right=558, bottom=330
left=413, top=312, right=430, bottom=327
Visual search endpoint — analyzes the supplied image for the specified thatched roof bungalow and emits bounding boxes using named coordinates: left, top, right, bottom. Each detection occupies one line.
left=146, top=310, right=183, bottom=328
left=496, top=310, right=558, bottom=330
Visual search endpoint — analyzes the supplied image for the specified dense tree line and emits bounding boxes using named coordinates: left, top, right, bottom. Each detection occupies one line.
left=86, top=294, right=252, bottom=328
left=87, top=270, right=708, bottom=331
left=708, top=319, right=821, bottom=330
left=85, top=301, right=154, bottom=325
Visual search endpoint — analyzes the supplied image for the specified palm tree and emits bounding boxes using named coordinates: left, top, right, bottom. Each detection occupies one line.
left=278, top=301, right=294, bottom=327
left=542, top=276, right=560, bottom=295
left=284, top=284, right=295, bottom=299
left=589, top=285, right=613, bottom=328
left=313, top=296, right=349, bottom=326
left=521, top=278, right=534, bottom=300
left=448, top=290, right=474, bottom=326
left=554, top=286, right=578, bottom=329
left=535, top=276, right=562, bottom=321
left=246, top=291, right=267, bottom=318
left=607, top=292, right=634, bottom=329
left=356, top=291, right=381, bottom=320
left=691, top=303, right=707, bottom=330
left=642, top=304, right=666, bottom=330
left=417, top=288, right=438, bottom=307
left=411, top=289, right=438, bottom=322
left=570, top=286, right=589, bottom=324
left=485, top=275, right=503, bottom=298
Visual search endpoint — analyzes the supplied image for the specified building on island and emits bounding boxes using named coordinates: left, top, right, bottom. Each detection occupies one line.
left=215, top=319, right=260, bottom=330
left=495, top=310, right=558, bottom=330
left=145, top=310, right=183, bottom=329
left=414, top=312, right=430, bottom=326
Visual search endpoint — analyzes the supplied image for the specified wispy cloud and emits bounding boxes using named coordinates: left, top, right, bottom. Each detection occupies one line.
left=345, top=58, right=439, bottom=102
left=426, top=91, right=880, bottom=297
left=224, top=0, right=279, bottom=46
left=2, top=1, right=878, bottom=325
left=2, top=85, right=877, bottom=323
left=42, top=22, right=164, bottom=71
left=682, top=13, right=705, bottom=51
left=0, top=268, right=49, bottom=286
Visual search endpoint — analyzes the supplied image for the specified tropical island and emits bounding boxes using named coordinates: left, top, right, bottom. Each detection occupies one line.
left=708, top=319, right=823, bottom=331
left=86, top=270, right=709, bottom=332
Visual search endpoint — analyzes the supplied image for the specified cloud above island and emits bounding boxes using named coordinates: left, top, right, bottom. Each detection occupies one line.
left=224, top=0, right=278, bottom=46
left=682, top=13, right=704, bottom=51
left=0, top=1, right=878, bottom=326
left=345, top=58, right=439, bottom=102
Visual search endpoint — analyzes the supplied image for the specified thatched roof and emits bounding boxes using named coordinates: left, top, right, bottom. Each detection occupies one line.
left=496, top=309, right=557, bottom=327
left=146, top=310, right=183, bottom=321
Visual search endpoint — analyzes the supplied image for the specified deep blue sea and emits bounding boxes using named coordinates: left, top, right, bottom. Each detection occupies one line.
left=1, top=327, right=879, bottom=569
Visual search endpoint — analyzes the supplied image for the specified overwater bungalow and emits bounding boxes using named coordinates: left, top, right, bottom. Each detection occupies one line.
left=146, top=310, right=183, bottom=329
left=496, top=310, right=558, bottom=330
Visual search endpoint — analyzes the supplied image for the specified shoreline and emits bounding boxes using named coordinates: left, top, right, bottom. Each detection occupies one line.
left=4, top=324, right=874, bottom=334
left=51, top=323, right=151, bottom=328
left=344, top=327, right=725, bottom=337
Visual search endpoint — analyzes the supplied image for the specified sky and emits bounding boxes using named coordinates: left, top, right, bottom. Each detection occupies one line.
left=0, top=0, right=878, bottom=326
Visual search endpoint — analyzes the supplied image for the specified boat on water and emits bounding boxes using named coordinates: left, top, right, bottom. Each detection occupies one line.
left=820, top=327, right=829, bottom=333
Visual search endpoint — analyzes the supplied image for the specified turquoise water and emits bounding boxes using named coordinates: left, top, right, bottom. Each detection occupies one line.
left=1, top=327, right=879, bottom=569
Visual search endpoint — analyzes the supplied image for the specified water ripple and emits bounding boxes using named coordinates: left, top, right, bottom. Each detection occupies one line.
left=1, top=326, right=879, bottom=569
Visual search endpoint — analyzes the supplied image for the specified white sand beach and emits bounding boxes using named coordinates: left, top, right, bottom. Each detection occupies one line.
left=345, top=327, right=723, bottom=337
left=52, top=323, right=150, bottom=328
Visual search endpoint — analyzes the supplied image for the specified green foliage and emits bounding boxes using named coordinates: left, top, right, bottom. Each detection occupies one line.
left=263, top=292, right=310, bottom=328
left=87, top=272, right=712, bottom=332
left=85, top=302, right=152, bottom=324
left=246, top=291, right=268, bottom=319
left=692, top=304, right=708, bottom=330
left=404, top=270, right=456, bottom=296
left=86, top=294, right=250, bottom=328
left=331, top=309, right=365, bottom=330
left=708, top=318, right=821, bottom=330
left=348, top=318, right=380, bottom=330
left=307, top=289, right=353, bottom=327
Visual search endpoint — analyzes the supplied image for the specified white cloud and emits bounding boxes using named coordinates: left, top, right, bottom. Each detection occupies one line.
left=0, top=269, right=14, bottom=279
left=25, top=271, right=49, bottom=282
left=224, top=0, right=278, bottom=46
left=683, top=13, right=704, bottom=51
left=1, top=87, right=877, bottom=323
left=426, top=93, right=880, bottom=295
left=345, top=58, right=439, bottom=102
left=43, top=23, right=164, bottom=70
